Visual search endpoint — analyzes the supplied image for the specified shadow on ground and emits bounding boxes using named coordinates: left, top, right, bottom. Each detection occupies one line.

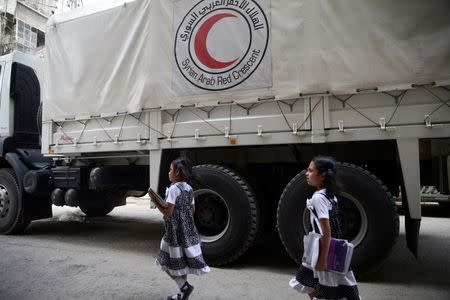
left=21, top=203, right=450, bottom=289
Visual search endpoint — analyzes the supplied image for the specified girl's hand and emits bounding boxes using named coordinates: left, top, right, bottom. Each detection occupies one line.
left=315, top=257, right=328, bottom=272
left=316, top=218, right=331, bottom=272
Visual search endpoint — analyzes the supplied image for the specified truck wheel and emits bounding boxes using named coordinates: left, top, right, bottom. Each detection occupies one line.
left=0, top=169, right=30, bottom=234
left=78, top=191, right=123, bottom=217
left=277, top=163, right=399, bottom=273
left=193, top=165, right=258, bottom=266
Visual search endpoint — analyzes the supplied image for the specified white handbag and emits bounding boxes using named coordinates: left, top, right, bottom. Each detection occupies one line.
left=302, top=231, right=321, bottom=268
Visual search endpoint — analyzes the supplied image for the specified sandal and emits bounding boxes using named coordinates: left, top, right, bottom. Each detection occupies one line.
left=167, top=293, right=181, bottom=300
left=180, top=282, right=194, bottom=300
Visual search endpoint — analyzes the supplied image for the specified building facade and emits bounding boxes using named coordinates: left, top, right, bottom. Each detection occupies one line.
left=0, top=0, right=57, bottom=55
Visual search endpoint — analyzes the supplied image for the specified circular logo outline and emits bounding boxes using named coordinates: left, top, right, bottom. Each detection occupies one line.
left=174, top=0, right=269, bottom=92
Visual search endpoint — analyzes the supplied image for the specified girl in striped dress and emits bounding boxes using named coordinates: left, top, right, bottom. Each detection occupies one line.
left=150, top=158, right=210, bottom=300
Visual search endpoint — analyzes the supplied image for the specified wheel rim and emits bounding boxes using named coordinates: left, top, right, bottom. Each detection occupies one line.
left=302, top=191, right=368, bottom=247
left=0, top=184, right=10, bottom=218
left=194, top=189, right=230, bottom=243
left=339, top=192, right=368, bottom=246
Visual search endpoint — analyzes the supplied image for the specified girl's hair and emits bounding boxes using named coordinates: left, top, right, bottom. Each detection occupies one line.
left=312, top=156, right=339, bottom=198
left=171, top=157, right=195, bottom=183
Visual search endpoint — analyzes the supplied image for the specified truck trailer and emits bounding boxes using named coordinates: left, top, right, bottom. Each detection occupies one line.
left=1, top=0, right=450, bottom=273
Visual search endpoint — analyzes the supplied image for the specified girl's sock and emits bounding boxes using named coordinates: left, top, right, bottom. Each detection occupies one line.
left=174, top=277, right=187, bottom=289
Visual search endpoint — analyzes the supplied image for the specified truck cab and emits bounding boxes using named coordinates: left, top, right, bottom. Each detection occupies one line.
left=0, top=51, right=53, bottom=234
left=0, top=52, right=149, bottom=234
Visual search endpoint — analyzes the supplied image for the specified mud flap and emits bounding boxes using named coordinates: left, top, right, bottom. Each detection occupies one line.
left=401, top=184, right=421, bottom=258
left=397, top=138, right=421, bottom=258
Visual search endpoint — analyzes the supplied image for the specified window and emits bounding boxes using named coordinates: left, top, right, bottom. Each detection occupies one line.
left=16, top=19, right=38, bottom=49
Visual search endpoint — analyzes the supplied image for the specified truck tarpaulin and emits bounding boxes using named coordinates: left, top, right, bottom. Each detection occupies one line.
left=44, top=0, right=450, bottom=121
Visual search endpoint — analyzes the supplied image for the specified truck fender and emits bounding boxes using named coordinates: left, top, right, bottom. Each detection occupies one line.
left=4, top=152, right=29, bottom=192
left=0, top=137, right=15, bottom=158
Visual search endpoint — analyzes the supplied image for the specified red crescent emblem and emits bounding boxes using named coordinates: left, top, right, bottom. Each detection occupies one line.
left=194, top=13, right=239, bottom=69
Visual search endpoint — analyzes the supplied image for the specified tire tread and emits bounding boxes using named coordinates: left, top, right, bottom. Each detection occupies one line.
left=0, top=168, right=30, bottom=234
left=194, top=164, right=258, bottom=266
left=277, top=163, right=399, bottom=271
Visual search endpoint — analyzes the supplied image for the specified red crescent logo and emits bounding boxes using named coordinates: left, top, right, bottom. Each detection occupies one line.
left=194, top=13, right=239, bottom=70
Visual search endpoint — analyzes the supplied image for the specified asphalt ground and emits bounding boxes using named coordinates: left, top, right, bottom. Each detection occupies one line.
left=0, top=200, right=449, bottom=300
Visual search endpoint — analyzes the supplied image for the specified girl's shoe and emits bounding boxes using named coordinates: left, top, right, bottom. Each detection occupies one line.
left=180, top=282, right=194, bottom=300
left=167, top=293, right=181, bottom=300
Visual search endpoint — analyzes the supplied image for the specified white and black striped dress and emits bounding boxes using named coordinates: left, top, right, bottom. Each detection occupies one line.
left=156, top=182, right=210, bottom=276
left=289, top=189, right=360, bottom=299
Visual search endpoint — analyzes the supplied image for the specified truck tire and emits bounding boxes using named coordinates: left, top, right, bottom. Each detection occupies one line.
left=193, top=165, right=258, bottom=266
left=0, top=169, right=31, bottom=234
left=277, top=163, right=399, bottom=273
left=78, top=191, right=124, bottom=217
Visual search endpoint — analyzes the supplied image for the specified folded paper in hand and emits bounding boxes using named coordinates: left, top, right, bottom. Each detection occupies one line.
left=148, top=188, right=167, bottom=208
left=302, top=232, right=354, bottom=274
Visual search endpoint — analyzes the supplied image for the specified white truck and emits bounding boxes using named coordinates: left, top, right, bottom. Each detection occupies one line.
left=1, top=0, right=449, bottom=273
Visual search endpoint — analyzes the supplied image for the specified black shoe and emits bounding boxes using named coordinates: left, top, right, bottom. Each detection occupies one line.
left=180, top=282, right=194, bottom=300
left=167, top=293, right=181, bottom=300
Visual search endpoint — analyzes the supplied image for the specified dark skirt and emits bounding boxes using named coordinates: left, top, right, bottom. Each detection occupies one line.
left=289, top=264, right=360, bottom=300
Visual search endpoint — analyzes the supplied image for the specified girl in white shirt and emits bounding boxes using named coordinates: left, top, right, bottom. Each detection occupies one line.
left=289, top=156, right=360, bottom=300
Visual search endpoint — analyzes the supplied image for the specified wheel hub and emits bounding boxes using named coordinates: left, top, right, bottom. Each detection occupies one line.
left=0, top=184, right=10, bottom=217
left=194, top=189, right=230, bottom=243
left=197, top=204, right=215, bottom=224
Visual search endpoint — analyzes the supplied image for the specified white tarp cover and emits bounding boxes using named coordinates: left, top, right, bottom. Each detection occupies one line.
left=44, top=0, right=450, bottom=121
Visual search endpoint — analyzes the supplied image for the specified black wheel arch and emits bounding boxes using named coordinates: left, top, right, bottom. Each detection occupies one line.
left=4, top=152, right=29, bottom=193
left=0, top=137, right=16, bottom=158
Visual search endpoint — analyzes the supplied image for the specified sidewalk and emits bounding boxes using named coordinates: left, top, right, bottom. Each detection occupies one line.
left=126, top=195, right=155, bottom=208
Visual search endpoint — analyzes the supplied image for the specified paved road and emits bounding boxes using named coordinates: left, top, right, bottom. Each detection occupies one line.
left=0, top=201, right=449, bottom=300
